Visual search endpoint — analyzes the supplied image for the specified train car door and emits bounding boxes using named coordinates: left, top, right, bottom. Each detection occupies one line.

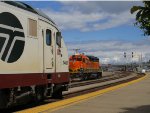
left=44, top=28, right=54, bottom=72
left=39, top=20, right=54, bottom=73
left=55, top=32, right=62, bottom=72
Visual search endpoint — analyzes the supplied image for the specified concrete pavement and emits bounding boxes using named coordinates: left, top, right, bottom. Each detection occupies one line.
left=51, top=73, right=150, bottom=113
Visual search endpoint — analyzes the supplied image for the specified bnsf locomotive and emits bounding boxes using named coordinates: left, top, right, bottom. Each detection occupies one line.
left=0, top=1, right=70, bottom=108
left=69, top=53, right=102, bottom=80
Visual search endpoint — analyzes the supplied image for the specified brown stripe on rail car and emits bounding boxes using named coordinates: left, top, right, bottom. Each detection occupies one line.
left=0, top=72, right=70, bottom=89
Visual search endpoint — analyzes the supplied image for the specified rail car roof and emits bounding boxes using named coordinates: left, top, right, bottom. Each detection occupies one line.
left=2, top=1, right=56, bottom=25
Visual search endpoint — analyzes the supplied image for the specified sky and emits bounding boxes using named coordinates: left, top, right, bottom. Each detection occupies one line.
left=24, top=1, right=150, bottom=64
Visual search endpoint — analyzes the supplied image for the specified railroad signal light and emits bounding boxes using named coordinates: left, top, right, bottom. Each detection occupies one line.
left=132, top=52, right=134, bottom=58
left=124, top=52, right=126, bottom=58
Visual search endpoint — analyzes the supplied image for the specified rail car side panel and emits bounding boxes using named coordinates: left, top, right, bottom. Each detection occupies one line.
left=0, top=3, right=40, bottom=74
left=0, top=3, right=70, bottom=89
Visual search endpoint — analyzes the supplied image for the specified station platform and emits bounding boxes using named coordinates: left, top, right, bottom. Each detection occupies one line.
left=50, top=73, right=150, bottom=113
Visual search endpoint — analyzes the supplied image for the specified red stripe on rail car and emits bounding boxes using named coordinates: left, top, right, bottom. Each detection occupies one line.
left=52, top=72, right=70, bottom=84
left=0, top=72, right=70, bottom=89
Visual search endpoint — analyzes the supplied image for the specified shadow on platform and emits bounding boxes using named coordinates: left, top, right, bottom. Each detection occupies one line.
left=122, top=105, right=150, bottom=113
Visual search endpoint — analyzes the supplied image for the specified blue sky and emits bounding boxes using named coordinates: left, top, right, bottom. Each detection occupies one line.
left=24, top=1, right=150, bottom=64
left=24, top=1, right=144, bottom=41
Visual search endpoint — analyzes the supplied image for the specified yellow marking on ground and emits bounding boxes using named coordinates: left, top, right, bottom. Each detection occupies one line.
left=17, top=75, right=147, bottom=113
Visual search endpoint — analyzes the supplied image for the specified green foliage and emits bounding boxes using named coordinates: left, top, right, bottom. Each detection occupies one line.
left=131, top=1, right=150, bottom=36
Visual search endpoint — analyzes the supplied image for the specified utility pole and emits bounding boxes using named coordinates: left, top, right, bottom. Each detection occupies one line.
left=133, top=52, right=143, bottom=73
left=140, top=53, right=143, bottom=68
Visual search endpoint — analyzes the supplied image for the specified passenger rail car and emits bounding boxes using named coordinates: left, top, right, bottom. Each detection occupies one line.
left=0, top=1, right=69, bottom=108
left=69, top=54, right=102, bottom=80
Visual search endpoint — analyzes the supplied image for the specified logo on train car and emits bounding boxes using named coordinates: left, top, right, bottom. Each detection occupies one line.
left=0, top=12, right=25, bottom=63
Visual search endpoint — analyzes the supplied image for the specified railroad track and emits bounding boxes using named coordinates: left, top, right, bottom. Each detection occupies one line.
left=0, top=72, right=145, bottom=113
left=70, top=71, right=130, bottom=88
left=64, top=73, right=145, bottom=99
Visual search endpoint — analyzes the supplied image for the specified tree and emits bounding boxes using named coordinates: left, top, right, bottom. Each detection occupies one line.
left=131, top=2, right=150, bottom=36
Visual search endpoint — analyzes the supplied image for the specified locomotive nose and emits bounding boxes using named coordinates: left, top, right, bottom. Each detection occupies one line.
left=69, top=61, right=80, bottom=72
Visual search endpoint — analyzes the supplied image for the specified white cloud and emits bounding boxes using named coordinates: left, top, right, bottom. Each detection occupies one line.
left=42, top=9, right=107, bottom=31
left=41, top=1, right=141, bottom=32
left=60, top=1, right=142, bottom=14
left=91, top=11, right=134, bottom=31
left=66, top=40, right=150, bottom=64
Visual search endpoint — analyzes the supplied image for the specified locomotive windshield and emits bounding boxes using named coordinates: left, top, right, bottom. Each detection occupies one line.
left=70, top=55, right=82, bottom=61
left=77, top=58, right=82, bottom=61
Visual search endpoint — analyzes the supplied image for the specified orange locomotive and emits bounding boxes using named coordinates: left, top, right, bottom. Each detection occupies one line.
left=69, top=53, right=102, bottom=80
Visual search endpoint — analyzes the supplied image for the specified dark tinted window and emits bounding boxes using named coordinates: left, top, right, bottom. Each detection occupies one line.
left=77, top=56, right=82, bottom=61
left=77, top=58, right=82, bottom=61
left=56, top=32, right=62, bottom=47
left=46, top=29, right=51, bottom=46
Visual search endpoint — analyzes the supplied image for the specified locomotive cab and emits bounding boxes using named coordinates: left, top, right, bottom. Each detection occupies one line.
left=69, top=55, right=87, bottom=73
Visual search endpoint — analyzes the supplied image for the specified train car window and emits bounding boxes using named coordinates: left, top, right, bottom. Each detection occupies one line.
left=73, top=59, right=76, bottom=62
left=77, top=57, right=82, bottom=61
left=56, top=32, right=62, bottom=47
left=46, top=29, right=51, bottom=46
left=28, top=18, right=37, bottom=37
left=72, top=55, right=76, bottom=59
